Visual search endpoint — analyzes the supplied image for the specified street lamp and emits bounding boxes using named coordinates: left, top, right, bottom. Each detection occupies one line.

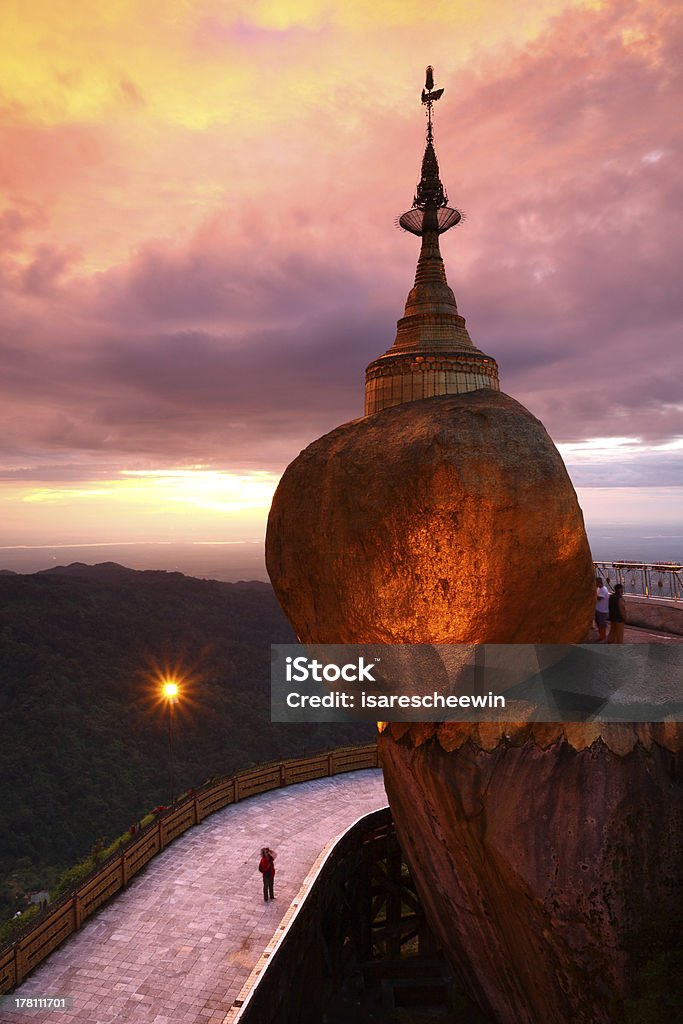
left=161, top=679, right=180, bottom=805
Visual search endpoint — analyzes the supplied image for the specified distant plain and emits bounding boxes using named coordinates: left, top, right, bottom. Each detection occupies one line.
left=1, top=526, right=681, bottom=582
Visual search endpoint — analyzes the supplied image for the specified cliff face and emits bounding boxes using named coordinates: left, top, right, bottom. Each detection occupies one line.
left=379, top=723, right=683, bottom=1024
left=266, top=390, right=594, bottom=644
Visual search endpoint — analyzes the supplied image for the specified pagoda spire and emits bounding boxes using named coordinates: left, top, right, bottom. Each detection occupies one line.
left=414, top=65, right=447, bottom=209
left=364, top=66, right=500, bottom=416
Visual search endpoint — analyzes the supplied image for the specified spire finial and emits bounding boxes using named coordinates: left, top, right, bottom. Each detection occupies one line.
left=421, top=65, right=443, bottom=146
left=399, top=66, right=461, bottom=235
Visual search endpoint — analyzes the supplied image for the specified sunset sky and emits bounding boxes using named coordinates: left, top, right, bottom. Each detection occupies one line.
left=1, top=0, right=681, bottom=562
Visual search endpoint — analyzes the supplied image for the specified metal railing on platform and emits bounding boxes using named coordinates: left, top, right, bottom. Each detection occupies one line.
left=593, top=561, right=682, bottom=603
left=0, top=743, right=379, bottom=994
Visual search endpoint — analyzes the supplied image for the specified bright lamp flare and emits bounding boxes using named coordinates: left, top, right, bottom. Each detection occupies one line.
left=162, top=680, right=179, bottom=700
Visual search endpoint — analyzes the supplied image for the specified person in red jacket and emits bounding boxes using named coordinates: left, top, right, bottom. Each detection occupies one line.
left=258, top=847, right=276, bottom=901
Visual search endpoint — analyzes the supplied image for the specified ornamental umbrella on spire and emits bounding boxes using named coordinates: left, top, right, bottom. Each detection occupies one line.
left=365, top=66, right=499, bottom=416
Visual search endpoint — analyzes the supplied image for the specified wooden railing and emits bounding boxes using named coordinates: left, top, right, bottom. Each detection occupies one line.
left=0, top=743, right=379, bottom=994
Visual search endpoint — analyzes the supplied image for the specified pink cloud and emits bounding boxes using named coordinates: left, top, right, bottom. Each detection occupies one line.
left=0, top=0, right=680, bottom=493
left=20, top=243, right=81, bottom=295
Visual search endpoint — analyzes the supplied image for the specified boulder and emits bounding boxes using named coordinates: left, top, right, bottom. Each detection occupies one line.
left=266, top=389, right=594, bottom=644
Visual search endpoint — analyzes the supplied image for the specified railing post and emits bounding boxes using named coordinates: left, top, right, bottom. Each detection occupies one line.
left=74, top=893, right=82, bottom=931
left=279, top=763, right=286, bottom=786
left=15, top=945, right=26, bottom=987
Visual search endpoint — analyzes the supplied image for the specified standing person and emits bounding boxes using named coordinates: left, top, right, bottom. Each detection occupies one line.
left=258, top=847, right=276, bottom=902
left=607, top=584, right=627, bottom=644
left=595, top=577, right=610, bottom=642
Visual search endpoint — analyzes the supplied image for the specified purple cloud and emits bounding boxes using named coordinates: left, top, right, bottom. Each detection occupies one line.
left=0, top=0, right=680, bottom=492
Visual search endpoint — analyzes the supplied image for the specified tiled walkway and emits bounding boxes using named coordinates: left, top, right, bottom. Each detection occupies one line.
left=2, top=770, right=387, bottom=1024
left=622, top=624, right=683, bottom=643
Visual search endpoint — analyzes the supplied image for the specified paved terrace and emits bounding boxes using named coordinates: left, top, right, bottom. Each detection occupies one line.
left=2, top=770, right=387, bottom=1024
left=608, top=623, right=683, bottom=643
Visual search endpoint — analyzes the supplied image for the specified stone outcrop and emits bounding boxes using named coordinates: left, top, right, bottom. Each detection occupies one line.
left=378, top=722, right=683, bottom=1023
left=266, top=389, right=594, bottom=644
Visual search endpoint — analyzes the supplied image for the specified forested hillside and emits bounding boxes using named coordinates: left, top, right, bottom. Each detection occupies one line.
left=0, top=563, right=373, bottom=919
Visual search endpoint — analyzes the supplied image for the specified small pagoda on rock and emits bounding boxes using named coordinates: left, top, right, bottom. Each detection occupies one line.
left=365, top=67, right=499, bottom=415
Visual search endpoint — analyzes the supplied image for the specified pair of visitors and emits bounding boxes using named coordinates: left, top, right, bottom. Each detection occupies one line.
left=258, top=847, right=277, bottom=901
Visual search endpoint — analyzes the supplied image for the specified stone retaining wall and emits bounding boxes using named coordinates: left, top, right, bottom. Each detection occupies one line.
left=626, top=596, right=683, bottom=636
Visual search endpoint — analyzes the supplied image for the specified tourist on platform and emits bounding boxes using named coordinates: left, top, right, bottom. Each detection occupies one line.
left=595, top=577, right=610, bottom=642
left=607, top=584, right=627, bottom=644
left=259, top=847, right=276, bottom=901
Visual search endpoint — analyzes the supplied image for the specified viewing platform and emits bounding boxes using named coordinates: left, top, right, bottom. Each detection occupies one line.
left=592, top=561, right=683, bottom=636
left=2, top=768, right=387, bottom=1024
